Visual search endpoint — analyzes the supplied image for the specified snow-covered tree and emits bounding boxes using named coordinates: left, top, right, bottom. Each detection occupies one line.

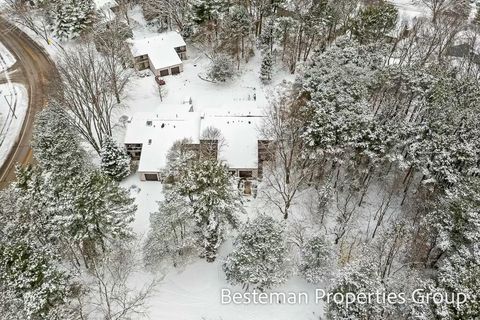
left=223, top=5, right=252, bottom=67
left=55, top=171, right=136, bottom=265
left=31, top=104, right=86, bottom=183
left=100, top=135, right=131, bottom=181
left=299, top=235, right=334, bottom=284
left=49, top=0, right=94, bottom=40
left=326, top=257, right=385, bottom=319
left=53, top=44, right=120, bottom=154
left=176, top=160, right=243, bottom=262
left=260, top=51, right=273, bottom=83
left=350, top=1, right=398, bottom=44
left=300, top=37, right=383, bottom=159
left=191, top=0, right=229, bottom=25
left=223, top=215, right=289, bottom=291
left=0, top=239, right=74, bottom=319
left=144, top=191, right=197, bottom=267
left=207, top=54, right=234, bottom=82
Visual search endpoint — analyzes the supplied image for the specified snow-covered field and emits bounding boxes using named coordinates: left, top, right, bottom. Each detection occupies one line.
left=0, top=82, right=28, bottom=166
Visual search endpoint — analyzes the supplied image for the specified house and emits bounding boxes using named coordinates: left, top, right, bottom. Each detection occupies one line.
left=124, top=105, right=270, bottom=188
left=127, top=32, right=187, bottom=76
left=124, top=106, right=200, bottom=181
left=200, top=108, right=266, bottom=179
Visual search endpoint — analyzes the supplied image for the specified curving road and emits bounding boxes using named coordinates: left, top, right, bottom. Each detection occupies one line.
left=0, top=17, right=56, bottom=188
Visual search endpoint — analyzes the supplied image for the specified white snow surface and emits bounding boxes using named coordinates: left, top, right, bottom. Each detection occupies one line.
left=0, top=83, right=28, bottom=166
left=125, top=107, right=201, bottom=172
left=389, top=0, right=428, bottom=26
left=0, top=42, right=16, bottom=72
left=122, top=175, right=325, bottom=320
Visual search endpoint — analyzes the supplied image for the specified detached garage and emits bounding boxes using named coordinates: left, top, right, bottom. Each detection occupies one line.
left=128, top=32, right=187, bottom=77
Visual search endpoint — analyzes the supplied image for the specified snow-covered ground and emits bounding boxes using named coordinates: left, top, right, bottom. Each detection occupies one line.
left=0, top=82, right=28, bottom=166
left=117, top=14, right=315, bottom=317
left=389, top=0, right=428, bottom=29
left=122, top=175, right=325, bottom=320
left=0, top=42, right=16, bottom=71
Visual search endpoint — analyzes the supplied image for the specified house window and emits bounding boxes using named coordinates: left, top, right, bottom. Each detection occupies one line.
left=239, top=171, right=253, bottom=178
left=144, top=173, right=159, bottom=181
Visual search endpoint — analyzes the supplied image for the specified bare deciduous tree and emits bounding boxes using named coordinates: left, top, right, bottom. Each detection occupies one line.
left=53, top=44, right=126, bottom=153
left=261, top=91, right=315, bottom=219
left=94, top=18, right=133, bottom=104
left=140, top=0, right=190, bottom=31
left=1, top=0, right=51, bottom=44
left=77, top=244, right=160, bottom=320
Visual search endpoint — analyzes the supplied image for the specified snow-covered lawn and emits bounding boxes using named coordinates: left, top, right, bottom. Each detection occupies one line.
left=0, top=83, right=28, bottom=166
left=121, top=46, right=292, bottom=118
left=389, top=0, right=427, bottom=22
left=117, top=35, right=320, bottom=317
left=122, top=175, right=325, bottom=320
left=0, top=42, right=16, bottom=72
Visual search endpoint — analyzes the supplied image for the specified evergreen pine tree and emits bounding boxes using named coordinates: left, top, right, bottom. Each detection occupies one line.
left=100, top=135, right=131, bottom=181
left=350, top=1, right=398, bottom=44
left=59, top=170, right=136, bottom=263
left=176, top=160, right=242, bottom=262
left=50, top=0, right=94, bottom=40
left=299, top=235, right=333, bottom=284
left=327, top=256, right=385, bottom=319
left=208, top=54, right=234, bottom=82
left=223, top=215, right=289, bottom=291
left=31, top=104, right=86, bottom=188
left=260, top=51, right=273, bottom=83
left=144, top=190, right=197, bottom=267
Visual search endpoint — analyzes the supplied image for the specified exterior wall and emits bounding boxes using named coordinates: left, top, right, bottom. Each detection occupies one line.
left=174, top=45, right=187, bottom=60
left=125, top=143, right=142, bottom=160
left=153, top=63, right=183, bottom=77
left=132, top=54, right=150, bottom=71
left=257, top=140, right=273, bottom=178
left=229, top=168, right=259, bottom=179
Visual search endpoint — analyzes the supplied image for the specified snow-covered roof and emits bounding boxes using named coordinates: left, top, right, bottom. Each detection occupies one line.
left=125, top=106, right=267, bottom=172
left=200, top=108, right=266, bottom=169
left=128, top=32, right=186, bottom=70
left=124, top=105, right=200, bottom=172
left=94, top=0, right=118, bottom=9
left=93, top=0, right=118, bottom=9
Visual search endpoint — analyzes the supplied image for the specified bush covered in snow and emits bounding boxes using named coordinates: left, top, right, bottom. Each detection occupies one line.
left=299, top=235, right=333, bottom=284
left=207, top=55, right=235, bottom=82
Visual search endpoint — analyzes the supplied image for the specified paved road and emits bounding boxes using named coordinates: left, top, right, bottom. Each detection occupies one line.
left=0, top=17, right=56, bottom=188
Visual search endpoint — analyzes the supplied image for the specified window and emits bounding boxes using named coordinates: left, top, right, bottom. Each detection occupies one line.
left=239, top=171, right=253, bottom=178
left=144, top=173, right=159, bottom=181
